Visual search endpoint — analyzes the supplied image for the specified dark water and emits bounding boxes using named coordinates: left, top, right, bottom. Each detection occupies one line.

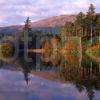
left=0, top=53, right=100, bottom=100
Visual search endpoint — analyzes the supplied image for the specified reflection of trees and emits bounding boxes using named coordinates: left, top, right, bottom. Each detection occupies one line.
left=41, top=61, right=53, bottom=70
left=41, top=52, right=61, bottom=66
left=59, top=56, right=100, bottom=100
left=17, top=57, right=34, bottom=85
left=0, top=60, right=4, bottom=68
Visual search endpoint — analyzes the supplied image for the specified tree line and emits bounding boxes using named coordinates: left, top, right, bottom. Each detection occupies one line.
left=60, top=4, right=100, bottom=44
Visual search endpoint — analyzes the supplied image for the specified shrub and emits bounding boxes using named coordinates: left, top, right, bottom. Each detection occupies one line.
left=1, top=43, right=15, bottom=58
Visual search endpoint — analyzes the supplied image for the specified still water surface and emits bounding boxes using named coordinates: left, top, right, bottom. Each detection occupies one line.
left=0, top=53, right=100, bottom=100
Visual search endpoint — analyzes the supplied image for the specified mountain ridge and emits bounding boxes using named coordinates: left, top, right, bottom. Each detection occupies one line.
left=0, top=15, right=76, bottom=34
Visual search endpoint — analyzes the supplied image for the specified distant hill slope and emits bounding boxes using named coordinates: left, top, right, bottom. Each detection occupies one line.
left=0, top=15, right=76, bottom=34
left=0, top=25, right=22, bottom=34
left=31, top=15, right=76, bottom=28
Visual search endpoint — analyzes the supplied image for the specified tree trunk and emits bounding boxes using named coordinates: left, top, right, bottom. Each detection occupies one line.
left=90, top=24, right=93, bottom=45
left=99, top=32, right=100, bottom=43
left=79, top=37, right=82, bottom=68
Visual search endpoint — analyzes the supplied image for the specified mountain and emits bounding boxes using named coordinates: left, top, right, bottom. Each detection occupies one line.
left=0, top=15, right=76, bottom=35
left=0, top=25, right=22, bottom=34
left=31, top=15, right=76, bottom=28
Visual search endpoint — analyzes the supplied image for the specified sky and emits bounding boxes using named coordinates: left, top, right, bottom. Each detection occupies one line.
left=0, top=0, right=100, bottom=26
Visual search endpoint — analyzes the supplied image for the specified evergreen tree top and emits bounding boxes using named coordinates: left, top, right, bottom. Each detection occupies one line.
left=24, top=17, right=31, bottom=30
left=87, top=4, right=95, bottom=15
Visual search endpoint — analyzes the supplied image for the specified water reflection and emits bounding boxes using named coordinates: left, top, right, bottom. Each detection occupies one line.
left=0, top=52, right=100, bottom=100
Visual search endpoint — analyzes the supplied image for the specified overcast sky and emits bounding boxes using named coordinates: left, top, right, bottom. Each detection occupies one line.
left=0, top=0, right=99, bottom=26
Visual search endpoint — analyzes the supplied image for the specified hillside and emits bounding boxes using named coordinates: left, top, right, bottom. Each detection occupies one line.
left=0, top=15, right=76, bottom=34
left=31, top=15, right=76, bottom=28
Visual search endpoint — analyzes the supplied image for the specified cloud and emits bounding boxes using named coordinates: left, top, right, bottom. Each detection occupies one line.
left=0, top=0, right=99, bottom=26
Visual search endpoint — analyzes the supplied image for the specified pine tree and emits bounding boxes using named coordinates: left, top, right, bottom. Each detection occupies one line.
left=75, top=12, right=85, bottom=37
left=24, top=17, right=31, bottom=30
left=86, top=4, right=95, bottom=44
left=96, top=15, right=100, bottom=42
